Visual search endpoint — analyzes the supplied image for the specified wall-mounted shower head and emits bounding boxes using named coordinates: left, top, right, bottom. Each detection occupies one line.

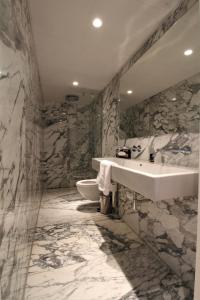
left=65, top=94, right=79, bottom=102
left=112, top=97, right=120, bottom=103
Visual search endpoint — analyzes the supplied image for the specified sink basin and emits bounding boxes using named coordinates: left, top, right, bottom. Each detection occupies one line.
left=92, top=157, right=198, bottom=201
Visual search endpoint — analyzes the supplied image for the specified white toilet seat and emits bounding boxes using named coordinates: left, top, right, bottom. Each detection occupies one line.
left=77, top=179, right=97, bottom=186
left=76, top=179, right=99, bottom=201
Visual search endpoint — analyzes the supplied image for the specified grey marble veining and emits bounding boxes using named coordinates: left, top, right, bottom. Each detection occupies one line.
left=102, top=77, right=120, bottom=157
left=25, top=188, right=191, bottom=300
left=117, top=76, right=199, bottom=288
left=119, top=132, right=199, bottom=169
left=118, top=185, right=197, bottom=292
left=120, top=72, right=200, bottom=138
left=0, top=0, right=43, bottom=299
left=41, top=96, right=102, bottom=189
left=89, top=94, right=103, bottom=158
left=117, top=72, right=199, bottom=280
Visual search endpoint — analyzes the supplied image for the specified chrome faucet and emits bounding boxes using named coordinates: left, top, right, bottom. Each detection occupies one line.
left=163, top=145, right=192, bottom=155
left=149, top=147, right=168, bottom=164
left=149, top=145, right=192, bottom=163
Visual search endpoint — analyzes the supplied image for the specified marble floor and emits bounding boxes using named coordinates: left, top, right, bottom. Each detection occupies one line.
left=24, top=188, right=191, bottom=300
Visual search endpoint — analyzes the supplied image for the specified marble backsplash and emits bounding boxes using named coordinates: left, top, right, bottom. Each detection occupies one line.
left=0, top=0, right=43, bottom=299
left=42, top=96, right=102, bottom=189
left=120, top=72, right=200, bottom=138
left=119, top=132, right=199, bottom=169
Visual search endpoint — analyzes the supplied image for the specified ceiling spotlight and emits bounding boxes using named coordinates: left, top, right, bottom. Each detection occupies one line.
left=171, top=97, right=177, bottom=101
left=92, top=18, right=103, bottom=28
left=184, top=49, right=193, bottom=56
left=73, top=81, right=79, bottom=86
left=127, top=90, right=133, bottom=94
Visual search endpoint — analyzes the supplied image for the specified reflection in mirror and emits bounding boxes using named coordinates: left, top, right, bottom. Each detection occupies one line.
left=119, top=4, right=200, bottom=143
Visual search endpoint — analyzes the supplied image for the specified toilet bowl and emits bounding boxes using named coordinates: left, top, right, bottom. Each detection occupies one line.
left=76, top=179, right=100, bottom=201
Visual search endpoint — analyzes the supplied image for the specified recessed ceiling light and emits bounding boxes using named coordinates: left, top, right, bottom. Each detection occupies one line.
left=92, top=18, right=103, bottom=28
left=172, top=97, right=177, bottom=101
left=127, top=90, right=133, bottom=94
left=184, top=49, right=193, bottom=56
left=73, top=81, right=79, bottom=86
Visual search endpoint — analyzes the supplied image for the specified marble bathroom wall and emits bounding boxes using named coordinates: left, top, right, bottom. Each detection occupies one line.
left=116, top=73, right=200, bottom=293
left=89, top=95, right=102, bottom=158
left=116, top=129, right=199, bottom=288
left=0, top=0, right=43, bottom=299
left=42, top=96, right=102, bottom=189
left=116, top=133, right=199, bottom=294
left=102, top=77, right=120, bottom=156
left=120, top=72, right=200, bottom=138
left=118, top=186, right=197, bottom=292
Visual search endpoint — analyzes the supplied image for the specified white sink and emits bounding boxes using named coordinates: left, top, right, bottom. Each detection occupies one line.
left=92, top=157, right=198, bottom=201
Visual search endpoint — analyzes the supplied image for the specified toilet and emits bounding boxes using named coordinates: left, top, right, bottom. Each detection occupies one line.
left=76, top=179, right=100, bottom=201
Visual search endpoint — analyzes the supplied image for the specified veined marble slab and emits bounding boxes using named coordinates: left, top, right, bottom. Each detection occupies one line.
left=0, top=0, right=43, bottom=299
left=25, top=188, right=191, bottom=300
left=41, top=96, right=102, bottom=189
left=120, top=72, right=200, bottom=139
left=118, top=185, right=197, bottom=291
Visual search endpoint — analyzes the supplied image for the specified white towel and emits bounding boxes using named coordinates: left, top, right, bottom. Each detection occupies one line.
left=97, top=160, right=115, bottom=196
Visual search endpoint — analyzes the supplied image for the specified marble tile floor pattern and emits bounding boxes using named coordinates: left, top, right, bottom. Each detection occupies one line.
left=24, top=189, right=192, bottom=300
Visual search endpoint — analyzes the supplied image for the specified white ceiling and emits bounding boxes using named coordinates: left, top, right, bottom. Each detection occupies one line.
left=120, top=4, right=200, bottom=110
left=29, top=0, right=181, bottom=104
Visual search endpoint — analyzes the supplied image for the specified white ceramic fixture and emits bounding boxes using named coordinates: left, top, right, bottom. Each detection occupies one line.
left=76, top=179, right=100, bottom=201
left=92, top=157, right=198, bottom=201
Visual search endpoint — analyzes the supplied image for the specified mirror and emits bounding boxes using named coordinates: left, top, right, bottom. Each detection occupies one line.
left=119, top=4, right=200, bottom=140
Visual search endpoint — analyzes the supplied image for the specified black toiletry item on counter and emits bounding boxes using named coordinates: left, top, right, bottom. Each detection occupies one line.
left=116, top=147, right=131, bottom=159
